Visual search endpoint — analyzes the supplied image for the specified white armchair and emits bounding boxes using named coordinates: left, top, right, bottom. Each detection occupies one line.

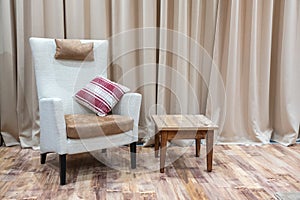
left=29, top=37, right=142, bottom=185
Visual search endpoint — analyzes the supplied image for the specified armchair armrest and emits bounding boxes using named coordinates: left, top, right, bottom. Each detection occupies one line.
left=112, top=93, right=142, bottom=137
left=39, top=98, right=67, bottom=154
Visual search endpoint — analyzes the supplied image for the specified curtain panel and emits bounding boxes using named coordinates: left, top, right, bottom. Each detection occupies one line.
left=0, top=0, right=64, bottom=148
left=0, top=0, right=299, bottom=148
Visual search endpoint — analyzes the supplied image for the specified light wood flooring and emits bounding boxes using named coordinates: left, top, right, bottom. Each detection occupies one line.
left=0, top=144, right=300, bottom=199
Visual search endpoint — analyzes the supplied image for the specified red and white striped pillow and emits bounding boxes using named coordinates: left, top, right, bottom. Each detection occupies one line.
left=74, top=76, right=130, bottom=116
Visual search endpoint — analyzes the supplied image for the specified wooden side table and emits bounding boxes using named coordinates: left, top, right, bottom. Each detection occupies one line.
left=152, top=115, right=218, bottom=173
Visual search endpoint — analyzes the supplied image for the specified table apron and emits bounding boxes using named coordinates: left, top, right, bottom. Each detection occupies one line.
left=160, top=130, right=207, bottom=140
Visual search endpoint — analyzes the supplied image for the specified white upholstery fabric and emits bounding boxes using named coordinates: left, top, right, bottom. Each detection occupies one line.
left=29, top=37, right=142, bottom=155
left=112, top=93, right=142, bottom=142
left=39, top=98, right=67, bottom=154
left=30, top=37, right=108, bottom=115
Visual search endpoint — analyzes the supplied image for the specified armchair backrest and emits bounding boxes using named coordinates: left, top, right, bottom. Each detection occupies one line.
left=30, top=37, right=108, bottom=114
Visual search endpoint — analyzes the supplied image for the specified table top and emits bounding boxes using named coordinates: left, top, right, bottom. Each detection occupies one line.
left=152, top=115, right=218, bottom=131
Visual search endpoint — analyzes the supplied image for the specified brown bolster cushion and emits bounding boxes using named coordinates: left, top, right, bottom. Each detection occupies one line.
left=65, top=114, right=134, bottom=139
left=54, top=39, right=94, bottom=61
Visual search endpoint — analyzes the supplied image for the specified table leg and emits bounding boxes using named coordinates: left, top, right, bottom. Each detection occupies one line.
left=206, top=131, right=214, bottom=172
left=155, top=132, right=160, bottom=158
left=195, top=138, right=201, bottom=157
left=160, top=132, right=168, bottom=173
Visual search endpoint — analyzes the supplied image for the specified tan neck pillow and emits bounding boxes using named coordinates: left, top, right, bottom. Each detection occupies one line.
left=54, top=39, right=94, bottom=61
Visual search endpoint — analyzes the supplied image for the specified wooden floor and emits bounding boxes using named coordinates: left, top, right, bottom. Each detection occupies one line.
left=0, top=144, right=300, bottom=200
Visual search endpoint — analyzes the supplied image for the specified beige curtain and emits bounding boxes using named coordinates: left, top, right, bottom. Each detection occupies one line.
left=157, top=0, right=218, bottom=114
left=0, top=0, right=19, bottom=146
left=1, top=0, right=299, bottom=147
left=0, top=0, right=64, bottom=147
left=270, top=0, right=300, bottom=145
left=208, top=0, right=275, bottom=144
left=207, top=0, right=300, bottom=145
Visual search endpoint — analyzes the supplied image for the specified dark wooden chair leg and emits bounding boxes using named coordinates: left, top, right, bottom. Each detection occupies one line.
left=0, top=134, right=3, bottom=146
left=59, top=154, right=66, bottom=185
left=130, top=142, right=137, bottom=169
left=41, top=153, right=47, bottom=164
left=196, top=138, right=201, bottom=157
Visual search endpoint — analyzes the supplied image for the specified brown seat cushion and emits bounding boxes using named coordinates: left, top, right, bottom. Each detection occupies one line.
left=65, top=114, right=134, bottom=139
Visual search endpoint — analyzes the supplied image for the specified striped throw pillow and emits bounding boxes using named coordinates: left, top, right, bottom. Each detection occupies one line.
left=74, top=76, right=130, bottom=116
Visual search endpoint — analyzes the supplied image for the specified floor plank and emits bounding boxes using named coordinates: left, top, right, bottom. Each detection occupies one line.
left=0, top=144, right=300, bottom=199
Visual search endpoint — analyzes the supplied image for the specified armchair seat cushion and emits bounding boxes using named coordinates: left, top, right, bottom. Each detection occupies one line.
left=65, top=114, right=134, bottom=139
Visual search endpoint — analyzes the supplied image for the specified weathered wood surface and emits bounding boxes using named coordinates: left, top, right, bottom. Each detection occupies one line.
left=0, top=144, right=300, bottom=199
left=152, top=115, right=218, bottom=131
